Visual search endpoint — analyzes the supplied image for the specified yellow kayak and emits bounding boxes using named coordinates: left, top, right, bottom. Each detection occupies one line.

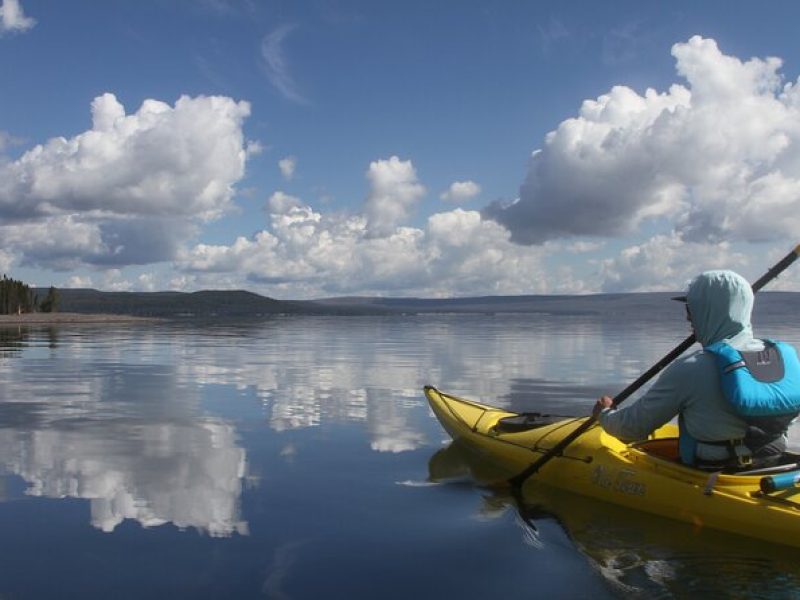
left=425, top=385, right=800, bottom=548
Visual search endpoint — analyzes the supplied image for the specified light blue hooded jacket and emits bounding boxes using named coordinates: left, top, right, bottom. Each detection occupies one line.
left=598, top=270, right=765, bottom=462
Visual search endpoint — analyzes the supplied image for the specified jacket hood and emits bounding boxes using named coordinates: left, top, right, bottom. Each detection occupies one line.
left=685, top=270, right=753, bottom=347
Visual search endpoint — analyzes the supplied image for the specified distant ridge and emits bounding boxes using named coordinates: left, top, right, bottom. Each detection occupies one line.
left=35, top=288, right=798, bottom=320
left=314, top=293, right=679, bottom=315
left=40, top=288, right=317, bottom=318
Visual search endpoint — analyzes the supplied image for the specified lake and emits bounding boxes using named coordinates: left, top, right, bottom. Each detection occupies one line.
left=1, top=303, right=800, bottom=598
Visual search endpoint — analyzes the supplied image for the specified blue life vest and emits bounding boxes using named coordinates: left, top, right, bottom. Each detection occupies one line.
left=704, top=339, right=800, bottom=420
left=679, top=340, right=800, bottom=467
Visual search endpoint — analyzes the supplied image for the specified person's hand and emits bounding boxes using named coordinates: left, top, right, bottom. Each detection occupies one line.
left=593, top=395, right=614, bottom=418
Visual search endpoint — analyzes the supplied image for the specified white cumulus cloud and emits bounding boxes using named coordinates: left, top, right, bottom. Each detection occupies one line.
left=440, top=180, right=481, bottom=203
left=486, top=36, right=800, bottom=248
left=0, top=93, right=250, bottom=220
left=0, top=93, right=253, bottom=270
left=179, top=190, right=553, bottom=298
left=0, top=216, right=104, bottom=271
left=0, top=0, right=35, bottom=35
left=598, top=234, right=746, bottom=293
left=363, top=156, right=426, bottom=237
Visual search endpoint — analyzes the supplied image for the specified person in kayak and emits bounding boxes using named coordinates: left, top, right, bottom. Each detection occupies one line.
left=593, top=269, right=800, bottom=470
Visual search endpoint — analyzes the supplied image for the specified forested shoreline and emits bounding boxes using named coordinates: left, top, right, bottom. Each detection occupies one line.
left=0, top=276, right=58, bottom=315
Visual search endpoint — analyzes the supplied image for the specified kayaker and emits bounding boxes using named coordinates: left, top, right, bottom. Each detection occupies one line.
left=593, top=269, right=800, bottom=470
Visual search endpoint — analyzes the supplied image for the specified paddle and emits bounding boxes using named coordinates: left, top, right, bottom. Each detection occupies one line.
left=508, top=243, right=800, bottom=489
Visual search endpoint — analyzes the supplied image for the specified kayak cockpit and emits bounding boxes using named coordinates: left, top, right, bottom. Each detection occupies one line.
left=494, top=412, right=574, bottom=433
left=631, top=437, right=682, bottom=462
left=627, top=434, right=800, bottom=485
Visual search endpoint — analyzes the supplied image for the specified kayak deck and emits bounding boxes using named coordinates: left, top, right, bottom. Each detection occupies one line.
left=425, top=385, right=800, bottom=548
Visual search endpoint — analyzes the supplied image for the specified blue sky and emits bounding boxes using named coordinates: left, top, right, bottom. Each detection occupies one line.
left=2, top=0, right=800, bottom=298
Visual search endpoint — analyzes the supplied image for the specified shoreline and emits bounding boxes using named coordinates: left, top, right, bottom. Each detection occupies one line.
left=0, top=313, right=160, bottom=325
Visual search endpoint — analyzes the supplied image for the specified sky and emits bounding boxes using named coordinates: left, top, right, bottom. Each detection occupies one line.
left=2, top=0, right=800, bottom=299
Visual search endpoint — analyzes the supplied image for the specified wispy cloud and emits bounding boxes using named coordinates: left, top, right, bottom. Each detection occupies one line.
left=537, top=16, right=569, bottom=54
left=196, top=0, right=238, bottom=16
left=278, top=156, right=297, bottom=180
left=0, top=0, right=36, bottom=35
left=260, top=25, right=308, bottom=105
left=602, top=21, right=649, bottom=66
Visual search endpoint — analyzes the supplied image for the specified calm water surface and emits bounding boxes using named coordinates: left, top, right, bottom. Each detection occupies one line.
left=1, top=310, right=800, bottom=599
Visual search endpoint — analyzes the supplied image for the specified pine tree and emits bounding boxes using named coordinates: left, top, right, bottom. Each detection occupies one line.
left=0, top=275, right=51, bottom=314
left=40, top=287, right=59, bottom=313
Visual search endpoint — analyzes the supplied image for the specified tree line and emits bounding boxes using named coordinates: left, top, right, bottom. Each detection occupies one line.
left=0, top=275, right=59, bottom=314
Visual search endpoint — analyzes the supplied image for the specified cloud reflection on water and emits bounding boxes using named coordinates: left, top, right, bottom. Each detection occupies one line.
left=2, top=312, right=796, bottom=537
left=0, top=349, right=247, bottom=537
left=166, top=316, right=672, bottom=453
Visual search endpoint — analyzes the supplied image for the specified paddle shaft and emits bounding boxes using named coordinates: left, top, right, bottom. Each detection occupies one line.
left=509, top=244, right=800, bottom=489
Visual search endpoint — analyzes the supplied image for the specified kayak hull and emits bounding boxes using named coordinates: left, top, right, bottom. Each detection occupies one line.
left=425, top=385, right=800, bottom=548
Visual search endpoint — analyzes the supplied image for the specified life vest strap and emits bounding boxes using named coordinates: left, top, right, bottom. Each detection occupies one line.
left=697, top=438, right=752, bottom=467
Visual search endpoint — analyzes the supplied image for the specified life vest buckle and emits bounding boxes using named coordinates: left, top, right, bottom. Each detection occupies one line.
left=731, top=440, right=753, bottom=467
